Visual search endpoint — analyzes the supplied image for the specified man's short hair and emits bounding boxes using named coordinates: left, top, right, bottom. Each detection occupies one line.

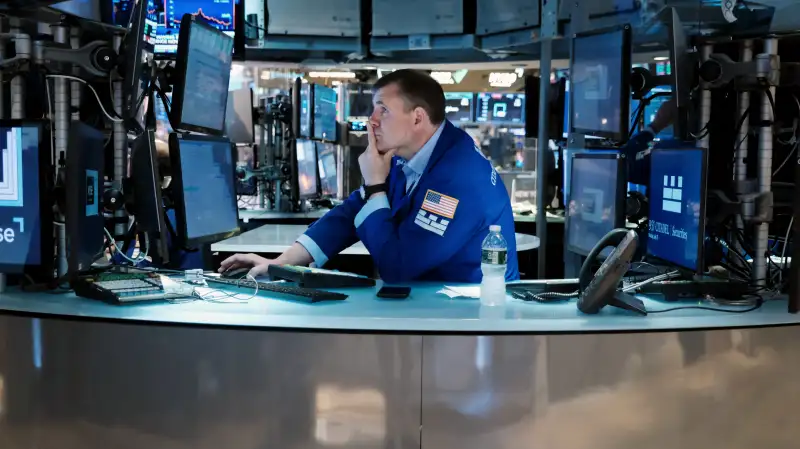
left=373, top=69, right=446, bottom=125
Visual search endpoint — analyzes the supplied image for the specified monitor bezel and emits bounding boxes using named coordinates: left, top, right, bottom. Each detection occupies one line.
left=316, top=142, right=338, bottom=198
left=565, top=151, right=627, bottom=257
left=646, top=147, right=708, bottom=274
left=170, top=13, right=234, bottom=137
left=311, top=84, right=338, bottom=143
left=168, top=133, right=241, bottom=247
left=295, top=138, right=320, bottom=199
left=0, top=120, right=55, bottom=277
left=568, top=23, right=632, bottom=142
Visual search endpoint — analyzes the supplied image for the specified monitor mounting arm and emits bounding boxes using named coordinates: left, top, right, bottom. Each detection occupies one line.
left=0, top=31, right=116, bottom=77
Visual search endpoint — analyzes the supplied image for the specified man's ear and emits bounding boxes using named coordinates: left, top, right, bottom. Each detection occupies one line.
left=414, top=107, right=426, bottom=126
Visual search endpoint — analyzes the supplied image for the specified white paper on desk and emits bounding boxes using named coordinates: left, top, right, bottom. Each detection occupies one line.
left=438, top=286, right=481, bottom=299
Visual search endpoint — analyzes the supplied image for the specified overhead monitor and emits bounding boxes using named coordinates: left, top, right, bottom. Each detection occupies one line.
left=444, top=92, right=474, bottom=123
left=317, top=142, right=337, bottom=198
left=66, top=122, right=106, bottom=274
left=647, top=147, right=707, bottom=273
left=170, top=13, right=234, bottom=136
left=0, top=121, right=53, bottom=275
left=296, top=139, right=319, bottom=198
left=168, top=134, right=239, bottom=246
left=299, top=83, right=312, bottom=138
left=569, top=24, right=632, bottom=141
left=313, top=84, right=338, bottom=142
left=140, top=0, right=237, bottom=55
left=225, top=88, right=255, bottom=144
left=475, top=93, right=524, bottom=124
left=565, top=152, right=626, bottom=256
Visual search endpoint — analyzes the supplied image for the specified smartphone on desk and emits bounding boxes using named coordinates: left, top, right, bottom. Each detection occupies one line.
left=377, top=286, right=411, bottom=299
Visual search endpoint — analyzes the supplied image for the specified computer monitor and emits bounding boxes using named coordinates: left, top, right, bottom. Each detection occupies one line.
left=565, top=152, right=626, bottom=256
left=313, top=84, right=338, bottom=142
left=475, top=93, right=524, bottom=124
left=296, top=139, right=319, bottom=198
left=225, top=88, right=255, bottom=144
left=129, top=130, right=170, bottom=262
left=569, top=24, right=632, bottom=141
left=299, top=83, right=312, bottom=138
left=346, top=84, right=374, bottom=118
left=647, top=147, right=707, bottom=273
left=144, top=0, right=237, bottom=56
left=66, top=122, right=106, bottom=274
left=168, top=134, right=239, bottom=246
left=120, top=0, right=153, bottom=126
left=170, top=13, right=234, bottom=136
left=317, top=142, right=337, bottom=198
left=0, top=120, right=53, bottom=275
left=445, top=93, right=474, bottom=123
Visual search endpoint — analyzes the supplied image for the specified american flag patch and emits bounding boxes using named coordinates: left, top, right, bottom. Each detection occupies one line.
left=421, top=190, right=459, bottom=219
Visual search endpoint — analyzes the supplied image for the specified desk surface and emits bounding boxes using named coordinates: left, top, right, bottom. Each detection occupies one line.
left=238, top=207, right=565, bottom=224
left=0, top=283, right=791, bottom=334
left=212, top=224, right=540, bottom=254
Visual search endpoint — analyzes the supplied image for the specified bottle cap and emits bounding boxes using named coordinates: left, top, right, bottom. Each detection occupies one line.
left=489, top=225, right=501, bottom=232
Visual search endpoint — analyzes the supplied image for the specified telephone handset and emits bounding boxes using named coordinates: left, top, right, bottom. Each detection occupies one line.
left=577, top=229, right=646, bottom=315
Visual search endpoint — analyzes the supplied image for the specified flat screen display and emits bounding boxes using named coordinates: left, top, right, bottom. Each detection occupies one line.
left=475, top=93, right=524, bottom=123
left=570, top=27, right=628, bottom=137
left=445, top=93, right=474, bottom=122
left=567, top=154, right=623, bottom=255
left=317, top=142, right=337, bottom=197
left=147, top=0, right=236, bottom=55
left=647, top=148, right=706, bottom=272
left=313, top=85, right=338, bottom=142
left=296, top=139, right=318, bottom=197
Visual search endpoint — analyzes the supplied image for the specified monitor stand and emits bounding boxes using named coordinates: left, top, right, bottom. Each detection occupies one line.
left=608, top=290, right=647, bottom=315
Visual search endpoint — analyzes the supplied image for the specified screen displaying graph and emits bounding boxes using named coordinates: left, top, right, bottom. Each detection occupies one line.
left=147, top=0, right=235, bottom=54
left=167, top=0, right=235, bottom=33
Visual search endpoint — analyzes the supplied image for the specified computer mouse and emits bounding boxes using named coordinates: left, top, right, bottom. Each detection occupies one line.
left=221, top=267, right=250, bottom=279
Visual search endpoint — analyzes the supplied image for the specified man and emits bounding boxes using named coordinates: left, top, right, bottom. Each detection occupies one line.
left=219, top=69, right=519, bottom=283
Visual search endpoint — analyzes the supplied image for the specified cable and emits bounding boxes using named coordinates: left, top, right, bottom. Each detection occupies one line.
left=46, top=75, right=123, bottom=123
left=103, top=227, right=148, bottom=265
left=649, top=297, right=763, bottom=314
left=780, top=216, right=793, bottom=284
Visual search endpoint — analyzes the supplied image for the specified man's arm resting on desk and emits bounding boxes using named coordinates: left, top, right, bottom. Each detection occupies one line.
left=354, top=187, right=481, bottom=283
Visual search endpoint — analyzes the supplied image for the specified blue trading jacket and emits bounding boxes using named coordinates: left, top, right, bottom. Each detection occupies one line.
left=301, top=120, right=520, bottom=284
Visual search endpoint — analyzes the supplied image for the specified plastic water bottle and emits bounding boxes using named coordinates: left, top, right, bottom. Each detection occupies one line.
left=480, top=225, right=508, bottom=306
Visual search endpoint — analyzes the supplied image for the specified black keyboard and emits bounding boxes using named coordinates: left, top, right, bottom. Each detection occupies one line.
left=204, top=276, right=348, bottom=303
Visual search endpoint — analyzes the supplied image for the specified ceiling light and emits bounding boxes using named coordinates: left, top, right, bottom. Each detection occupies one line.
left=308, top=71, right=357, bottom=79
left=653, top=56, right=669, bottom=61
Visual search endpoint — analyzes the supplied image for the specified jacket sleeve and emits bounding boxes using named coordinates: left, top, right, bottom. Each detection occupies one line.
left=355, top=183, right=482, bottom=283
left=298, top=190, right=364, bottom=266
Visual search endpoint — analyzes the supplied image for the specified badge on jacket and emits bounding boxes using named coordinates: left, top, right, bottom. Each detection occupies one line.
left=414, top=190, right=459, bottom=236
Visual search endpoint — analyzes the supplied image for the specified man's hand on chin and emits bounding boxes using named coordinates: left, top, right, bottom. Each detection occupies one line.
left=359, top=123, right=396, bottom=188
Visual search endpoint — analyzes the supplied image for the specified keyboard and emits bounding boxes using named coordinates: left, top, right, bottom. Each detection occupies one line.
left=204, top=276, right=348, bottom=303
left=73, top=272, right=189, bottom=304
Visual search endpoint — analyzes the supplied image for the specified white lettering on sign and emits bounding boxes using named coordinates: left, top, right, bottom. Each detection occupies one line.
left=0, top=227, right=15, bottom=243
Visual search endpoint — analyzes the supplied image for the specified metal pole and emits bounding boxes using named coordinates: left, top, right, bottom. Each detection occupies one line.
left=258, top=97, right=268, bottom=209
left=112, top=34, right=128, bottom=238
left=754, top=38, right=778, bottom=286
left=536, top=41, right=552, bottom=279
left=0, top=19, right=5, bottom=293
left=733, top=40, right=753, bottom=271
left=698, top=44, right=713, bottom=150
left=9, top=18, right=24, bottom=120
left=70, top=27, right=82, bottom=121
left=52, top=22, right=71, bottom=278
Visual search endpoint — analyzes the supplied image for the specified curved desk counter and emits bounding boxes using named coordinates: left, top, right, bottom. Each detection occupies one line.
left=0, top=286, right=797, bottom=449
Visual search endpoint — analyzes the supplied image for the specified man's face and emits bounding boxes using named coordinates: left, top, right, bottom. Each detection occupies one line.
left=370, top=84, right=416, bottom=154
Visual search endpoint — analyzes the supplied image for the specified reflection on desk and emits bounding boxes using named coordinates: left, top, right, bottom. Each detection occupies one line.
left=0, top=285, right=790, bottom=333
left=212, top=224, right=540, bottom=254
left=238, top=208, right=330, bottom=222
